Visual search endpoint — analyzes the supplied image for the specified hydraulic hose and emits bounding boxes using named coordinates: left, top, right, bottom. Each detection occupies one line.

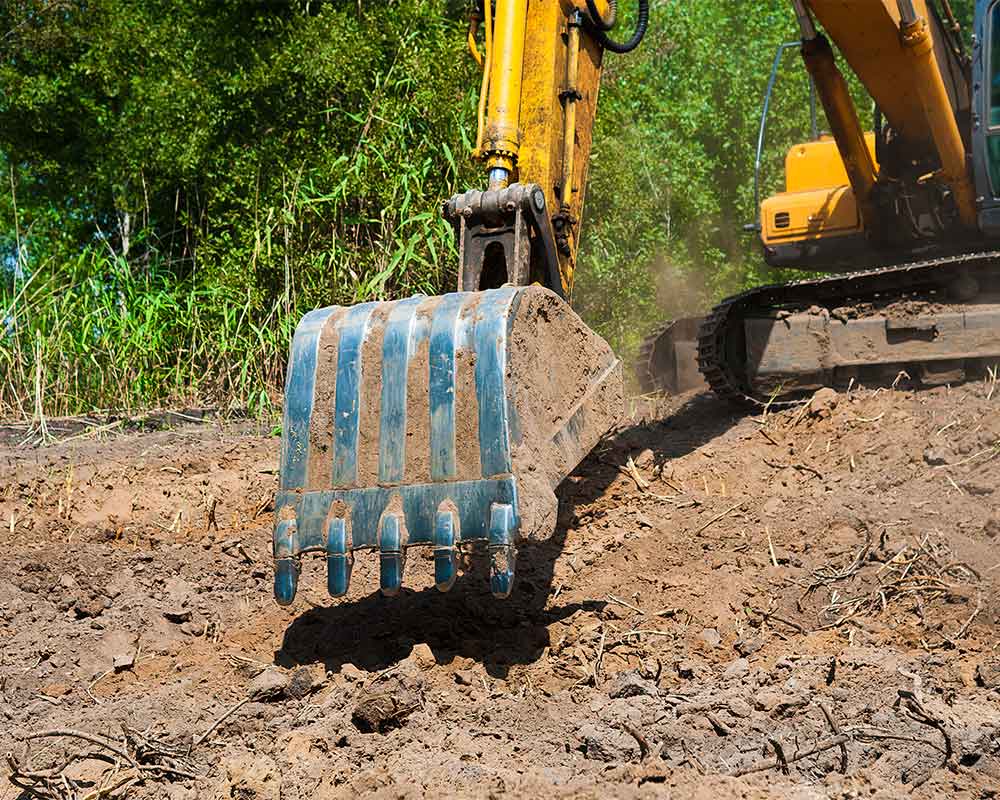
left=584, top=0, right=648, bottom=54
left=585, top=0, right=616, bottom=31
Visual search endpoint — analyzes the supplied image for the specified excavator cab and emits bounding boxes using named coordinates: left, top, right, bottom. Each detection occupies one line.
left=974, top=0, right=1000, bottom=231
left=272, top=0, right=647, bottom=603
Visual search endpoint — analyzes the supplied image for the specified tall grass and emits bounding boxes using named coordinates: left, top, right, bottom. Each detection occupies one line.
left=0, top=73, right=471, bottom=421
left=0, top=248, right=296, bottom=418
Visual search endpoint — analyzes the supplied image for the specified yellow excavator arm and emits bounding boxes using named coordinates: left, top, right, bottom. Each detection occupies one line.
left=271, top=0, right=647, bottom=604
left=447, top=0, right=648, bottom=296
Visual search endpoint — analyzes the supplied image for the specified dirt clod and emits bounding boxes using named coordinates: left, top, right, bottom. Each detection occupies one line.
left=608, top=671, right=658, bottom=698
left=248, top=667, right=287, bottom=701
left=286, top=665, right=323, bottom=699
left=577, top=722, right=640, bottom=762
left=807, top=387, right=839, bottom=418
left=977, top=659, right=1000, bottom=689
left=351, top=678, right=422, bottom=734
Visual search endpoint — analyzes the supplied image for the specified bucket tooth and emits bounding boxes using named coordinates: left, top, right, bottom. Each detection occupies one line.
left=273, top=518, right=299, bottom=605
left=273, top=285, right=623, bottom=602
left=433, top=509, right=459, bottom=592
left=378, top=512, right=406, bottom=596
left=326, top=517, right=353, bottom=597
left=488, top=503, right=516, bottom=598
left=274, top=558, right=299, bottom=606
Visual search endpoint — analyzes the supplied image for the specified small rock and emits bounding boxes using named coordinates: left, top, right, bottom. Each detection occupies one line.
left=351, top=678, right=421, bottom=734
left=104, top=579, right=125, bottom=599
left=723, top=658, right=749, bottom=679
left=754, top=689, right=809, bottom=715
left=986, top=516, right=1000, bottom=539
left=41, top=683, right=71, bottom=698
left=340, top=663, right=365, bottom=682
left=977, top=658, right=1000, bottom=689
left=726, top=698, right=753, bottom=718
left=634, top=449, right=655, bottom=468
left=807, top=387, right=839, bottom=419
left=180, top=620, right=206, bottom=636
left=676, top=660, right=696, bottom=679
left=73, top=597, right=105, bottom=619
left=698, top=628, right=722, bottom=649
left=607, top=671, right=658, bottom=699
left=112, top=652, right=135, bottom=673
left=163, top=608, right=192, bottom=624
left=248, top=667, right=287, bottom=701
left=577, top=722, right=639, bottom=763
left=286, top=666, right=324, bottom=699
left=408, top=643, right=436, bottom=670
left=963, top=480, right=995, bottom=497
left=753, top=689, right=784, bottom=712
left=923, top=447, right=949, bottom=466
left=735, top=637, right=763, bottom=657
left=454, top=670, right=475, bottom=687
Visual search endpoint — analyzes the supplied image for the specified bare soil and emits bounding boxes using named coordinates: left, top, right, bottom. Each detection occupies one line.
left=2, top=381, right=1000, bottom=799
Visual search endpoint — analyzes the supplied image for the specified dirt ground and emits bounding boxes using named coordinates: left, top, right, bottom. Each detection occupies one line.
left=2, top=380, right=1000, bottom=799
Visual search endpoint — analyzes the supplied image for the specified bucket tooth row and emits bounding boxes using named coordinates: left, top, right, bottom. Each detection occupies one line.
left=273, top=286, right=623, bottom=602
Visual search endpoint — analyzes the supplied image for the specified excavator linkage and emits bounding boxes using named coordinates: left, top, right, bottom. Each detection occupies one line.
left=273, top=286, right=623, bottom=603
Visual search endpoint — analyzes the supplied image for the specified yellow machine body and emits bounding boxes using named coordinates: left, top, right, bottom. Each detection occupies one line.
left=761, top=134, right=877, bottom=246
left=761, top=0, right=977, bottom=270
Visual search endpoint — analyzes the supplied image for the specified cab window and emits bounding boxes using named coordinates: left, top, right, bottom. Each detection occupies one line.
left=988, top=2, right=1000, bottom=191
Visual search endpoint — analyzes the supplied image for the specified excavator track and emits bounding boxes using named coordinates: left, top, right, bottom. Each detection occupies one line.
left=635, top=321, right=673, bottom=394
left=697, top=250, right=1000, bottom=409
left=635, top=317, right=706, bottom=395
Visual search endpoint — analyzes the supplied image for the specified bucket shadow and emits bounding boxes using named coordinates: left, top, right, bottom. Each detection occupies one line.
left=275, top=391, right=742, bottom=678
left=275, top=517, right=600, bottom=679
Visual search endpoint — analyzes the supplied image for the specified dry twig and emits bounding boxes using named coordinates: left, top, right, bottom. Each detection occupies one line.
left=731, top=734, right=849, bottom=777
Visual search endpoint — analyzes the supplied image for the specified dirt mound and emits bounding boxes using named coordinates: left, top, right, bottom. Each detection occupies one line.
left=2, top=380, right=999, bottom=798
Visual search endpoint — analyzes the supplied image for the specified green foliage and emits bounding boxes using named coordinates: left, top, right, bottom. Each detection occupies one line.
left=1, top=0, right=475, bottom=303
left=0, top=247, right=292, bottom=416
left=1, top=0, right=477, bottom=414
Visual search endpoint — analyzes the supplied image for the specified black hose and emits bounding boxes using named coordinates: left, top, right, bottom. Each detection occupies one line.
left=585, top=0, right=616, bottom=31
left=585, top=0, right=648, bottom=54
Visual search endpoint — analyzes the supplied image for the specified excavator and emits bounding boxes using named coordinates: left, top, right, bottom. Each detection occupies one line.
left=272, top=0, right=1000, bottom=603
left=639, top=0, right=1000, bottom=407
left=271, top=0, right=645, bottom=602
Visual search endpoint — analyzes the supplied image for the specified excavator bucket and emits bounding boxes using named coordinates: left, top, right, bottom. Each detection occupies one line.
left=273, top=285, right=623, bottom=603
left=635, top=317, right=708, bottom=395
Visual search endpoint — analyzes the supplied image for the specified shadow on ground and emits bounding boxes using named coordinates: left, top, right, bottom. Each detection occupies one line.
left=276, top=391, right=743, bottom=678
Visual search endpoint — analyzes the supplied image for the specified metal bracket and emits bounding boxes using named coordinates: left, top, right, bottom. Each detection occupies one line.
left=443, top=183, right=564, bottom=296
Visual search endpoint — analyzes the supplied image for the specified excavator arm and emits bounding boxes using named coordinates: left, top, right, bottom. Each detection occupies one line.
left=271, top=0, right=647, bottom=604
left=446, top=0, right=647, bottom=296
